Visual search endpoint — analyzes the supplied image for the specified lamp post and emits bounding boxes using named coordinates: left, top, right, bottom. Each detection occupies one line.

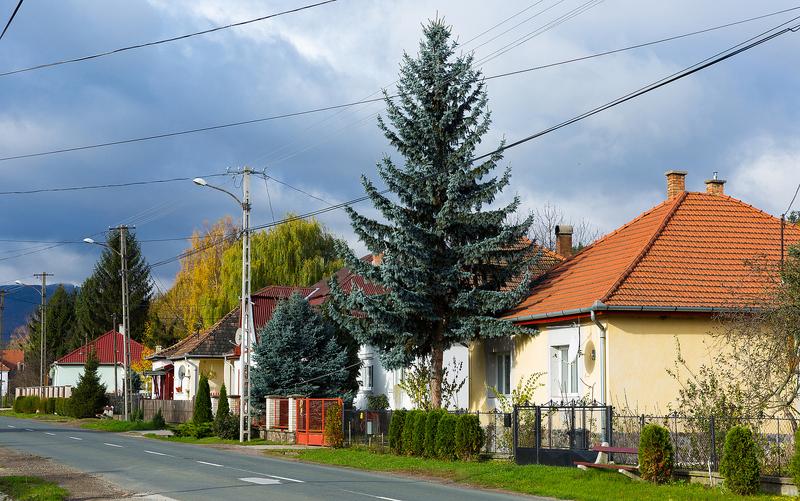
left=15, top=273, right=52, bottom=389
left=84, top=227, right=132, bottom=421
left=193, top=168, right=252, bottom=442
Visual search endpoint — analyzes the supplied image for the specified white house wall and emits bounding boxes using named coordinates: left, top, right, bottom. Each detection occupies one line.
left=51, top=364, right=125, bottom=395
left=171, top=359, right=200, bottom=401
left=355, top=344, right=470, bottom=410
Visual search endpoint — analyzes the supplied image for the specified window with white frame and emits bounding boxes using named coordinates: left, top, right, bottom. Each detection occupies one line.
left=495, top=352, right=511, bottom=395
left=551, top=345, right=578, bottom=397
left=362, top=364, right=374, bottom=390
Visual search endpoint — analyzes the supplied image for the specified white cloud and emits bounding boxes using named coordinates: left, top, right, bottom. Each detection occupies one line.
left=728, top=136, right=800, bottom=216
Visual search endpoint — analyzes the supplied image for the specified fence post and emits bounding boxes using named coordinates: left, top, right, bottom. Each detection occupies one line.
left=709, top=415, right=717, bottom=471
left=535, top=406, right=541, bottom=464
left=512, top=405, right=519, bottom=462
left=607, top=405, right=614, bottom=446
left=570, top=405, right=576, bottom=450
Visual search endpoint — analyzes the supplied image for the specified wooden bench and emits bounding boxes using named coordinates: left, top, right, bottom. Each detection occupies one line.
left=574, top=461, right=638, bottom=472
left=591, top=445, right=637, bottom=455
left=573, top=444, right=639, bottom=474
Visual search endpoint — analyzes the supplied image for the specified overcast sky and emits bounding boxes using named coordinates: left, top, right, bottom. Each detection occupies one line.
left=0, top=0, right=798, bottom=289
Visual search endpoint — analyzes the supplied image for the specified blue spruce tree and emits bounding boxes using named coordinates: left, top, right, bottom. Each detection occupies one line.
left=329, top=19, right=536, bottom=408
left=251, top=293, right=350, bottom=399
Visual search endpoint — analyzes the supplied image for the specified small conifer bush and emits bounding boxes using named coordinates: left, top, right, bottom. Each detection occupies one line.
left=411, top=411, right=427, bottom=456
left=193, top=374, right=213, bottom=425
left=388, top=409, right=406, bottom=454
left=638, top=423, right=674, bottom=483
left=324, top=403, right=344, bottom=448
left=402, top=410, right=419, bottom=455
left=435, top=414, right=458, bottom=460
left=720, top=425, right=761, bottom=495
left=152, top=409, right=166, bottom=430
left=68, top=352, right=107, bottom=418
left=424, top=410, right=446, bottom=457
left=455, top=414, right=485, bottom=460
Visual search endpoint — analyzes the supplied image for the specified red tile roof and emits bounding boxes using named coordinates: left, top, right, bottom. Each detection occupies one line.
left=252, top=286, right=316, bottom=329
left=505, top=192, right=800, bottom=321
left=0, top=362, right=10, bottom=372
left=0, top=349, right=23, bottom=368
left=56, top=331, right=144, bottom=365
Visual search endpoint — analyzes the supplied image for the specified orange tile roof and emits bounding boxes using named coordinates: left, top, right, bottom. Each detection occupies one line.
left=505, top=192, right=800, bottom=321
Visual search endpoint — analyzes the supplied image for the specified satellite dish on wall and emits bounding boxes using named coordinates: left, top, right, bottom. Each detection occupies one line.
left=235, top=328, right=243, bottom=345
left=178, top=366, right=186, bottom=380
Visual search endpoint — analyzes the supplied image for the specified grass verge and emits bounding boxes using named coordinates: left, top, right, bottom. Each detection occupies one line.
left=79, top=419, right=162, bottom=432
left=0, top=476, right=69, bottom=501
left=142, top=434, right=276, bottom=446
left=275, top=447, right=783, bottom=501
left=0, top=410, right=73, bottom=422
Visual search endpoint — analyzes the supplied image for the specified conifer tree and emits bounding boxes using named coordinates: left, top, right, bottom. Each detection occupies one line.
left=194, top=374, right=213, bottom=424
left=75, top=229, right=152, bottom=342
left=251, top=293, right=350, bottom=400
left=24, top=285, right=79, bottom=374
left=329, top=20, right=535, bottom=408
left=68, top=351, right=107, bottom=418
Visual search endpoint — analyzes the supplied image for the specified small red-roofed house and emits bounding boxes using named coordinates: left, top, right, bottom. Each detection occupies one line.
left=51, top=331, right=144, bottom=395
left=469, top=171, right=800, bottom=413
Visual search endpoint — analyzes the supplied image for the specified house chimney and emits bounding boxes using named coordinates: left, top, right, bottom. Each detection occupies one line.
left=555, top=224, right=573, bottom=258
left=704, top=171, right=726, bottom=195
left=371, top=253, right=383, bottom=266
left=665, top=170, right=687, bottom=198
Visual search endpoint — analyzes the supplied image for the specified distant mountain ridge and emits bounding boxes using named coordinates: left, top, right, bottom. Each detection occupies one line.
left=0, top=284, right=77, bottom=344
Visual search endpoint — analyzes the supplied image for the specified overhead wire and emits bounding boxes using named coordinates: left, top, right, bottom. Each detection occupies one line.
left=0, top=0, right=23, bottom=41
left=0, top=173, right=227, bottom=195
left=3, top=5, right=796, bottom=165
left=0, top=0, right=337, bottom=78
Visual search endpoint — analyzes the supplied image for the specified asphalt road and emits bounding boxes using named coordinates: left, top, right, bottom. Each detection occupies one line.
left=0, top=416, right=535, bottom=500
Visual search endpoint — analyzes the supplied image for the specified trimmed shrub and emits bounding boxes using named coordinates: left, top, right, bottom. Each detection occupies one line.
left=790, top=428, right=800, bottom=488
left=193, top=374, right=213, bottom=425
left=54, top=398, right=69, bottom=416
left=214, top=412, right=240, bottom=440
left=152, top=409, right=166, bottom=430
left=68, top=352, right=107, bottom=418
left=435, top=414, right=457, bottom=460
left=402, top=410, right=419, bottom=455
left=215, top=384, right=230, bottom=420
left=37, top=397, right=48, bottom=414
left=173, top=421, right=214, bottom=438
left=45, top=398, right=57, bottom=414
left=638, top=423, right=674, bottom=483
left=455, top=414, right=485, bottom=460
left=388, top=409, right=407, bottom=454
left=324, top=403, right=344, bottom=448
left=424, top=410, right=446, bottom=457
left=366, top=394, right=390, bottom=411
left=411, top=411, right=427, bottom=456
left=720, top=425, right=761, bottom=495
left=14, top=395, right=40, bottom=414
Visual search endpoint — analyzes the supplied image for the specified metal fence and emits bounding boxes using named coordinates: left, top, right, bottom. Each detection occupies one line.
left=614, top=414, right=797, bottom=476
left=344, top=409, right=392, bottom=446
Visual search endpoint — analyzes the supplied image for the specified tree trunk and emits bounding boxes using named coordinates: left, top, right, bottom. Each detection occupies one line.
left=430, top=343, right=445, bottom=409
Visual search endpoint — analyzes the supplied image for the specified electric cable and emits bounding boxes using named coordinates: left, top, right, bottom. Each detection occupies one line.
left=0, top=0, right=23, bottom=41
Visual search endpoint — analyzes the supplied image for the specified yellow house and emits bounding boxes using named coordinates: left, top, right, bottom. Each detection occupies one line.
left=470, top=171, right=800, bottom=413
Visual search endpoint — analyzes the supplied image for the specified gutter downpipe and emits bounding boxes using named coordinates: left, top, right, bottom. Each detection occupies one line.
left=590, top=301, right=608, bottom=443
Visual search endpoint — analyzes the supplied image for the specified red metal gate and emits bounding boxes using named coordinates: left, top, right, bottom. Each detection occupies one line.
left=295, top=398, right=342, bottom=446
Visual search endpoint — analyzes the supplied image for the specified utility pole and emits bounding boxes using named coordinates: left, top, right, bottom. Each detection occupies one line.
left=0, top=290, right=5, bottom=347
left=112, top=313, right=118, bottom=397
left=33, top=272, right=53, bottom=387
left=113, top=225, right=133, bottom=421
left=240, top=167, right=252, bottom=442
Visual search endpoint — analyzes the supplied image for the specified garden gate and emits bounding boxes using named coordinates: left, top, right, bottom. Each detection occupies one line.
left=295, top=397, right=342, bottom=446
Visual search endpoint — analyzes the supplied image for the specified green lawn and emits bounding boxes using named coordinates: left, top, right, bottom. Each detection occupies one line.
left=282, top=448, right=783, bottom=501
left=0, top=410, right=73, bottom=422
left=142, top=433, right=276, bottom=446
left=0, top=476, right=69, bottom=501
left=79, top=419, right=162, bottom=432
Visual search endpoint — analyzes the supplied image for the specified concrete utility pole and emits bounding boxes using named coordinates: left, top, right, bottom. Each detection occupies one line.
left=33, top=272, right=53, bottom=387
left=0, top=290, right=5, bottom=347
left=193, top=166, right=252, bottom=442
left=112, top=313, right=118, bottom=397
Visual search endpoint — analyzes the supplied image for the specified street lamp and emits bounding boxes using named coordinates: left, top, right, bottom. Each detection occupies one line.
left=84, top=229, right=132, bottom=421
left=194, top=168, right=252, bottom=442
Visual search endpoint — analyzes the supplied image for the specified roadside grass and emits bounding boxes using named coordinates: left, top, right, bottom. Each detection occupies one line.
left=0, top=410, right=73, bottom=422
left=79, top=419, right=162, bottom=432
left=142, top=433, right=277, bottom=446
left=0, top=475, right=69, bottom=501
left=278, top=447, right=783, bottom=501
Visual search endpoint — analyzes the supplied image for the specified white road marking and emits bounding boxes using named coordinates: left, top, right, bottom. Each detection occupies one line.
left=144, top=450, right=173, bottom=457
left=7, top=425, right=15, bottom=428
left=44, top=432, right=55, bottom=436
left=196, top=460, right=223, bottom=467
left=342, top=490, right=403, bottom=501
left=104, top=442, right=123, bottom=448
left=239, top=477, right=280, bottom=485
left=25, top=428, right=34, bottom=431
left=224, top=465, right=304, bottom=483
left=68, top=436, right=82, bottom=440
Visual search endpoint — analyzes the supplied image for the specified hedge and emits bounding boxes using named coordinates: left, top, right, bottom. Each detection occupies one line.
left=402, top=410, right=419, bottom=456
left=13, top=395, right=40, bottom=414
left=388, top=410, right=407, bottom=454
left=454, top=414, right=484, bottom=460
left=638, top=423, right=673, bottom=483
left=435, top=414, right=458, bottom=460
left=720, top=425, right=761, bottom=495
left=424, top=410, right=446, bottom=458
left=410, top=411, right=427, bottom=456
left=324, top=403, right=344, bottom=448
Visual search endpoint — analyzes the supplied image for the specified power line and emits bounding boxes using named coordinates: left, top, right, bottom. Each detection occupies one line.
left=0, top=0, right=23, bottom=41
left=0, top=173, right=227, bottom=195
left=3, top=6, right=796, bottom=165
left=0, top=0, right=337, bottom=78
left=785, top=182, right=800, bottom=215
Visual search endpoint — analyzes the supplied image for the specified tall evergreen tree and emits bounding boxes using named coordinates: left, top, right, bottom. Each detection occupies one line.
left=68, top=351, right=107, bottom=418
left=75, top=229, right=152, bottom=342
left=329, top=20, right=535, bottom=408
left=24, top=285, right=79, bottom=377
left=251, top=293, right=350, bottom=400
